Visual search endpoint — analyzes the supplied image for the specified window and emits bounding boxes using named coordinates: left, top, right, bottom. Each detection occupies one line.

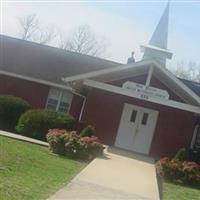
left=46, top=88, right=72, bottom=112
left=192, top=125, right=200, bottom=150
left=130, top=110, right=137, bottom=123
left=141, top=112, right=149, bottom=125
left=46, top=89, right=60, bottom=111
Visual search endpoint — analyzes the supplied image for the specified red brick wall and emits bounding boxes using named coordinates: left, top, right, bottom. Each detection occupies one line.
left=150, top=107, right=196, bottom=158
left=0, top=75, right=49, bottom=108
left=82, top=88, right=196, bottom=158
left=108, top=74, right=147, bottom=86
left=69, top=94, right=84, bottom=120
left=0, top=75, right=84, bottom=119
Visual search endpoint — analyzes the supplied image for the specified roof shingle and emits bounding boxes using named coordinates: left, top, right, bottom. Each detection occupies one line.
left=1, top=35, right=200, bottom=98
left=179, top=78, right=200, bottom=97
left=0, top=34, right=120, bottom=86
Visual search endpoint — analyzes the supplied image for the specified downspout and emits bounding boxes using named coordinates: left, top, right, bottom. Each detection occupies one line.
left=72, top=90, right=86, bottom=121
left=63, top=78, right=87, bottom=121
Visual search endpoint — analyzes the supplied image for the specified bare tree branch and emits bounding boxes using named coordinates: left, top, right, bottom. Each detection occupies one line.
left=17, top=14, right=56, bottom=45
left=37, top=25, right=57, bottom=44
left=59, top=25, right=107, bottom=57
left=18, top=14, right=39, bottom=40
left=172, top=61, right=200, bottom=82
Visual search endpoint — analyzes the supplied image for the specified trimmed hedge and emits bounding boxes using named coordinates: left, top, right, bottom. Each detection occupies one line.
left=47, top=129, right=104, bottom=161
left=16, top=110, right=76, bottom=141
left=0, top=95, right=30, bottom=131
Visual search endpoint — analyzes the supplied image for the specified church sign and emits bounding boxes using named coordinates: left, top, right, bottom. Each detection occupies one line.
left=122, top=81, right=169, bottom=101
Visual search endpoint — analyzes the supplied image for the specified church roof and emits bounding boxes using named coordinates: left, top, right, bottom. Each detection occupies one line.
left=0, top=34, right=120, bottom=87
left=180, top=78, right=200, bottom=97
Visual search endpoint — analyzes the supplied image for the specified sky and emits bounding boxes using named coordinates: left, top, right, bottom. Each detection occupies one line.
left=1, top=0, right=200, bottom=70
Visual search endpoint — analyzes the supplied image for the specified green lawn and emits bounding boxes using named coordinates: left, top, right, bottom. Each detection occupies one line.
left=0, top=136, right=86, bottom=200
left=163, top=181, right=200, bottom=200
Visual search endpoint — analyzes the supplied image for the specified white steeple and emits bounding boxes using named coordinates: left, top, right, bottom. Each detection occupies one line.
left=140, top=1, right=173, bottom=67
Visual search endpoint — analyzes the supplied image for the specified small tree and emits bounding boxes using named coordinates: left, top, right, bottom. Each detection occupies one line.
left=17, top=14, right=56, bottom=44
left=172, top=61, right=200, bottom=82
left=59, top=25, right=107, bottom=57
left=18, top=14, right=39, bottom=40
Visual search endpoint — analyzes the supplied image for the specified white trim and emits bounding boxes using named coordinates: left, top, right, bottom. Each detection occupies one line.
left=153, top=72, right=187, bottom=103
left=84, top=79, right=200, bottom=114
left=56, top=91, right=63, bottom=112
left=140, top=44, right=173, bottom=58
left=153, top=60, right=200, bottom=105
left=191, top=125, right=198, bottom=148
left=145, top=65, right=154, bottom=87
left=0, top=70, right=72, bottom=91
left=72, top=90, right=87, bottom=121
left=79, top=96, right=86, bottom=121
left=62, top=59, right=200, bottom=106
left=62, top=59, right=152, bottom=82
left=45, top=87, right=73, bottom=113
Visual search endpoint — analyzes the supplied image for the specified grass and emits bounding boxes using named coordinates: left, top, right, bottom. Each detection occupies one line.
left=163, top=181, right=200, bottom=200
left=0, top=136, right=86, bottom=200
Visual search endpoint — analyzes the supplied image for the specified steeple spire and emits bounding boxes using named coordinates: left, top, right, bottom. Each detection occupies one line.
left=140, top=1, right=173, bottom=67
left=149, top=1, right=169, bottom=49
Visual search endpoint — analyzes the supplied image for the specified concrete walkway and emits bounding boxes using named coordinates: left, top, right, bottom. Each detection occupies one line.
left=48, top=147, right=160, bottom=200
left=0, top=130, right=49, bottom=146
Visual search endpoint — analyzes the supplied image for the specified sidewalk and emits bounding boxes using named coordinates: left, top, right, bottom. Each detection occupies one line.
left=0, top=130, right=49, bottom=146
left=48, top=147, right=160, bottom=200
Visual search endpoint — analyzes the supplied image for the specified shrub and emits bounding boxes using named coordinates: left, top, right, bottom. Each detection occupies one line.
left=78, top=136, right=103, bottom=160
left=16, top=110, right=76, bottom=141
left=156, top=157, right=200, bottom=188
left=0, top=95, right=30, bottom=131
left=174, top=148, right=188, bottom=161
left=47, top=129, right=104, bottom=161
left=46, top=129, right=70, bottom=155
left=80, top=125, right=96, bottom=137
left=76, top=121, right=86, bottom=134
left=182, top=161, right=200, bottom=186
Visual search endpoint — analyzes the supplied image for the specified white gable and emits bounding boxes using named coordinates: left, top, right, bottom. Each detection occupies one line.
left=62, top=59, right=200, bottom=107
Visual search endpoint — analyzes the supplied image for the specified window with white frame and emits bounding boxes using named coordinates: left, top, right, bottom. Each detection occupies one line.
left=46, top=88, right=73, bottom=113
left=191, top=125, right=200, bottom=150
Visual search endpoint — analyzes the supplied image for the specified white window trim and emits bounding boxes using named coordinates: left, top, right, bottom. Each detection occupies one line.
left=45, top=88, right=73, bottom=113
left=56, top=91, right=63, bottom=112
left=190, top=124, right=200, bottom=149
left=145, top=65, right=154, bottom=87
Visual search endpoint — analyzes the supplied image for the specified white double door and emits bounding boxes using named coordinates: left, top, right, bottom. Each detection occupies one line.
left=115, top=103, right=158, bottom=154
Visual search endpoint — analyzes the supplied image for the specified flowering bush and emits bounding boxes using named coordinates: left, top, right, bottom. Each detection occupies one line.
left=79, top=136, right=104, bottom=160
left=47, top=129, right=104, bottom=161
left=182, top=161, right=200, bottom=186
left=156, top=157, right=200, bottom=188
left=46, top=129, right=77, bottom=155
